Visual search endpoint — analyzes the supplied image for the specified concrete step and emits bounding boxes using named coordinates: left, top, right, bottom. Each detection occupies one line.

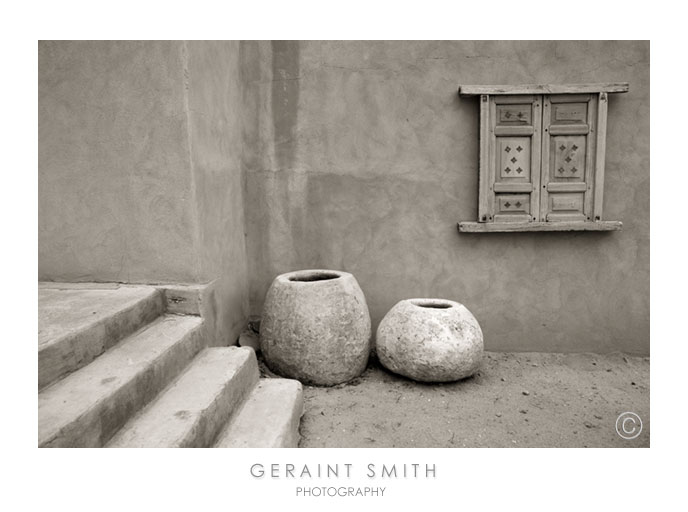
left=38, top=284, right=165, bottom=389
left=154, top=283, right=206, bottom=316
left=108, top=347, right=259, bottom=448
left=215, top=379, right=304, bottom=448
left=38, top=315, right=204, bottom=447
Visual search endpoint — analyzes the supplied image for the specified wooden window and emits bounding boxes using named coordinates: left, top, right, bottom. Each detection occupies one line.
left=457, top=84, right=628, bottom=233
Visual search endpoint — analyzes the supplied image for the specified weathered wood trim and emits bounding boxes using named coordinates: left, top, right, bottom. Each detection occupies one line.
left=478, top=94, right=490, bottom=222
left=583, top=95, right=598, bottom=220
left=546, top=213, right=587, bottom=223
left=493, top=95, right=537, bottom=105
left=530, top=97, right=542, bottom=222
left=493, top=182, right=535, bottom=193
left=549, top=94, right=592, bottom=104
left=548, top=124, right=590, bottom=136
left=486, top=96, right=497, bottom=220
left=459, top=83, right=629, bottom=96
left=493, top=214, right=531, bottom=223
left=547, top=182, right=588, bottom=193
left=539, top=97, right=551, bottom=222
left=458, top=221, right=623, bottom=233
left=494, top=125, right=535, bottom=136
left=593, top=92, right=609, bottom=220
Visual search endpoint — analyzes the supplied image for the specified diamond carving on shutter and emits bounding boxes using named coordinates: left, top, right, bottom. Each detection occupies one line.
left=490, top=95, right=541, bottom=223
left=540, top=95, right=594, bottom=223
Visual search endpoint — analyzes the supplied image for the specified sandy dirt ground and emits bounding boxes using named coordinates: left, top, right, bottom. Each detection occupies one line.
left=271, top=352, right=650, bottom=448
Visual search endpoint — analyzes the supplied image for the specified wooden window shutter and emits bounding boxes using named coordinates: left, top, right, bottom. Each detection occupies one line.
left=485, top=95, right=541, bottom=223
left=540, top=94, right=597, bottom=222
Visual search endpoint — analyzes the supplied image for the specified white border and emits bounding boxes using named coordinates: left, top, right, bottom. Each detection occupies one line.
left=3, top=1, right=685, bottom=510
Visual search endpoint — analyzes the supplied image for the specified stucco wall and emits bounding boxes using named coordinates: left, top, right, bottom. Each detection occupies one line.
left=38, top=40, right=250, bottom=345
left=39, top=41, right=198, bottom=282
left=243, top=41, right=650, bottom=355
left=38, top=40, right=650, bottom=354
left=184, top=41, right=250, bottom=345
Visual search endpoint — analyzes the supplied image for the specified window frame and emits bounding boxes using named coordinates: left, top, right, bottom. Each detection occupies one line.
left=458, top=83, right=628, bottom=233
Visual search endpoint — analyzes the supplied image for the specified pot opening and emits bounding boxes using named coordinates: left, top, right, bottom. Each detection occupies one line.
left=413, top=300, right=452, bottom=309
left=289, top=271, right=341, bottom=282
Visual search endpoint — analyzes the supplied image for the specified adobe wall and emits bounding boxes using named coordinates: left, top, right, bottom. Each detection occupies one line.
left=38, top=41, right=250, bottom=345
left=38, top=41, right=650, bottom=354
left=243, top=41, right=650, bottom=354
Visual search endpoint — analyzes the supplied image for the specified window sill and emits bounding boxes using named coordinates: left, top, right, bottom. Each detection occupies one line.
left=457, top=221, right=622, bottom=233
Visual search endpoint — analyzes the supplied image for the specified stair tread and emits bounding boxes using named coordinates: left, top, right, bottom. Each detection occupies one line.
left=38, top=314, right=203, bottom=447
left=215, top=379, right=303, bottom=448
left=38, top=284, right=164, bottom=389
left=108, top=347, right=258, bottom=448
left=38, top=285, right=159, bottom=348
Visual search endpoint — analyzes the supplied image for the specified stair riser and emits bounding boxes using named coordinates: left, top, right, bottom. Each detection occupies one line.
left=38, top=290, right=166, bottom=390
left=256, top=390, right=303, bottom=448
left=216, top=380, right=304, bottom=448
left=107, top=348, right=260, bottom=448
left=276, top=387, right=304, bottom=448
left=178, top=359, right=259, bottom=448
left=39, top=324, right=204, bottom=448
left=156, top=285, right=204, bottom=316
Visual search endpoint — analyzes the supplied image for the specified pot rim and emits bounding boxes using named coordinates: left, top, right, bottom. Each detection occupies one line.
left=404, top=298, right=461, bottom=310
left=277, top=268, right=349, bottom=284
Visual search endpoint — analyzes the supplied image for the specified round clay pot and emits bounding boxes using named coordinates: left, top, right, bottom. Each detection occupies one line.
left=260, top=269, right=371, bottom=386
left=376, top=298, right=483, bottom=382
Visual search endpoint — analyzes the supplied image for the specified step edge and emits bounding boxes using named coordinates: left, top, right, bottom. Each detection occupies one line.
left=38, top=287, right=164, bottom=349
left=38, top=313, right=200, bottom=395
left=181, top=348, right=260, bottom=447
left=215, top=379, right=304, bottom=448
left=38, top=288, right=166, bottom=390
left=107, top=347, right=259, bottom=448
left=38, top=317, right=205, bottom=448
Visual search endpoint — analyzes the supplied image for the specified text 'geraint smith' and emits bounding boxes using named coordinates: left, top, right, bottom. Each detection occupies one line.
left=250, top=463, right=437, bottom=479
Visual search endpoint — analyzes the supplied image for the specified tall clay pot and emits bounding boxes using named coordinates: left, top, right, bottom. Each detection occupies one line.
left=260, top=269, right=371, bottom=386
left=376, top=298, right=483, bottom=382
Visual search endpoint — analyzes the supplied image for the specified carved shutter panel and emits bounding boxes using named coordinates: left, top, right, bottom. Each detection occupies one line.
left=540, top=94, right=597, bottom=222
left=488, top=95, right=541, bottom=223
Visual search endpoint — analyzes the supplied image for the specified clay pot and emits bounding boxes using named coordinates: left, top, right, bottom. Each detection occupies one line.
left=376, top=298, right=483, bottom=382
left=260, top=269, right=371, bottom=386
